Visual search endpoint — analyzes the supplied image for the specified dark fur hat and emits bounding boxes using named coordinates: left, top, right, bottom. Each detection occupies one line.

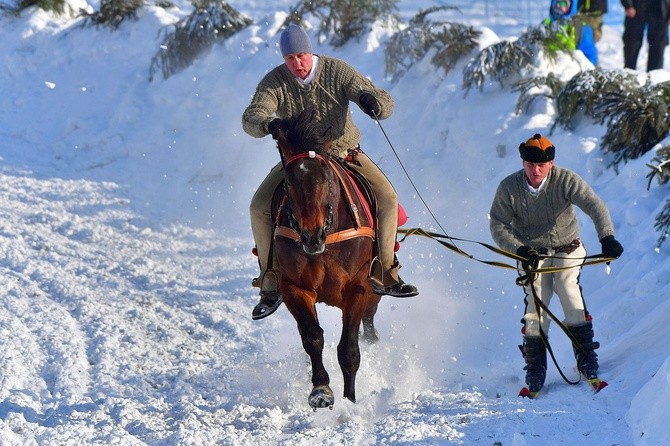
left=519, top=133, right=555, bottom=163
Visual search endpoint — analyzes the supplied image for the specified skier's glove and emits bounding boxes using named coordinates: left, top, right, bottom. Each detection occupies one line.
left=359, top=93, right=380, bottom=118
left=600, top=235, right=623, bottom=258
left=516, top=245, right=540, bottom=271
left=268, top=118, right=282, bottom=140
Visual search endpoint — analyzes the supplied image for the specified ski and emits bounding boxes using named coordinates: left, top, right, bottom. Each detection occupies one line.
left=585, top=376, right=608, bottom=393
left=519, top=377, right=607, bottom=399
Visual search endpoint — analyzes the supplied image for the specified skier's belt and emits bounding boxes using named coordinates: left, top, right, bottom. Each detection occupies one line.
left=536, top=239, right=581, bottom=255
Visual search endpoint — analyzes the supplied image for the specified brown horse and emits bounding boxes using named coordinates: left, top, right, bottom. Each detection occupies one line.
left=271, top=108, right=381, bottom=409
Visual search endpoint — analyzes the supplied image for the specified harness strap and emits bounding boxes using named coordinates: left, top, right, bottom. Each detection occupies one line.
left=328, top=159, right=364, bottom=228
left=329, top=159, right=375, bottom=229
left=275, top=225, right=374, bottom=244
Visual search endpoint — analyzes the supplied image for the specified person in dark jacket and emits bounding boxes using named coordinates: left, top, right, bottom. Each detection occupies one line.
left=489, top=134, right=624, bottom=397
left=578, top=0, right=608, bottom=41
left=621, top=0, right=670, bottom=71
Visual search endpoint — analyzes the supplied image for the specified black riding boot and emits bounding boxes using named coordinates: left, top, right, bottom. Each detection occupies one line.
left=568, top=321, right=600, bottom=379
left=520, top=336, right=547, bottom=393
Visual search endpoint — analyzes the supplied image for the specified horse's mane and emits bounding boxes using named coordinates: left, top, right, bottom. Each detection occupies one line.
left=282, top=108, right=330, bottom=157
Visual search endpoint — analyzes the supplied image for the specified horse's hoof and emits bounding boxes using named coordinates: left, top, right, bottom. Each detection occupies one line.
left=308, top=385, right=334, bottom=410
left=362, top=327, right=380, bottom=344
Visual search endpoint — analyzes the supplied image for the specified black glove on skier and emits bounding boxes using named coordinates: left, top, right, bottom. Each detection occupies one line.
left=516, top=245, right=540, bottom=270
left=268, top=118, right=282, bottom=140
left=359, top=93, right=380, bottom=118
left=600, top=235, right=624, bottom=258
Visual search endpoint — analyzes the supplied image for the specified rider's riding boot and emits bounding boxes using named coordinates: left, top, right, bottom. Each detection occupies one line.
left=252, top=269, right=283, bottom=320
left=370, top=257, right=419, bottom=298
left=520, top=336, right=547, bottom=393
left=373, top=277, right=419, bottom=297
left=567, top=321, right=600, bottom=379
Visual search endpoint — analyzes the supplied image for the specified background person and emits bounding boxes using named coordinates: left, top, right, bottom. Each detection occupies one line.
left=545, top=0, right=599, bottom=65
left=577, top=0, right=608, bottom=42
left=621, top=0, right=670, bottom=71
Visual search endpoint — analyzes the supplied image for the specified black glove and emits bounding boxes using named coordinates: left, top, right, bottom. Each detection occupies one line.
left=267, top=118, right=282, bottom=140
left=600, top=235, right=624, bottom=258
left=359, top=93, right=380, bottom=118
left=516, top=245, right=540, bottom=270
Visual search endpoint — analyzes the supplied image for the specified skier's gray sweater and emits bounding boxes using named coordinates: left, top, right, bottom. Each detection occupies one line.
left=489, top=165, right=615, bottom=252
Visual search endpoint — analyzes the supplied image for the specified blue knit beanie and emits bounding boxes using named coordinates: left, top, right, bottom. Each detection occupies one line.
left=280, top=24, right=312, bottom=56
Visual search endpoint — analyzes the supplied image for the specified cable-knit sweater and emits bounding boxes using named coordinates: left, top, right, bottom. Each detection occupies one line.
left=242, top=55, right=393, bottom=158
left=489, top=166, right=615, bottom=252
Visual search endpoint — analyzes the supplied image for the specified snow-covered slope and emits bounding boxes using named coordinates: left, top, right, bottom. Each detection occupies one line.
left=0, top=1, right=668, bottom=444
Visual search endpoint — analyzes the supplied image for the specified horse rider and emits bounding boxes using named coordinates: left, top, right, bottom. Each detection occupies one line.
left=489, top=133, right=624, bottom=396
left=242, top=23, right=419, bottom=320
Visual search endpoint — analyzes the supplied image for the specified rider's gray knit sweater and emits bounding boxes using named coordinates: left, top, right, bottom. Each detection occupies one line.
left=489, top=166, right=615, bottom=253
left=241, top=55, right=393, bottom=158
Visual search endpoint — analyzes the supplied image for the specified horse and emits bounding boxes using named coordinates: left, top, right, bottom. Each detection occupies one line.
left=271, top=107, right=382, bottom=409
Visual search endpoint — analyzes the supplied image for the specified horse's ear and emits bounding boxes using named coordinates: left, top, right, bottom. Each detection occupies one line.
left=276, top=130, right=292, bottom=161
left=298, top=107, right=316, bottom=124
left=322, top=126, right=333, bottom=142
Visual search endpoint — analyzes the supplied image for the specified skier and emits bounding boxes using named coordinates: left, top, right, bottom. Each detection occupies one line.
left=489, top=134, right=624, bottom=397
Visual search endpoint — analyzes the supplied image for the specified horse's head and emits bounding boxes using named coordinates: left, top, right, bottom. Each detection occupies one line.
left=275, top=108, right=334, bottom=256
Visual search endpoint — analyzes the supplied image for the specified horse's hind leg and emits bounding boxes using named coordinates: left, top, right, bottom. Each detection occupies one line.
left=362, top=317, right=379, bottom=344
left=361, top=294, right=381, bottom=344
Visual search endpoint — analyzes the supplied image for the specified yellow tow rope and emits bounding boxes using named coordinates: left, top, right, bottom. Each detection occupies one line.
left=397, top=226, right=616, bottom=274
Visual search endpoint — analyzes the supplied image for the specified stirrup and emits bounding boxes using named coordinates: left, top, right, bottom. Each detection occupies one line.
left=252, top=291, right=283, bottom=320
left=367, top=256, right=384, bottom=288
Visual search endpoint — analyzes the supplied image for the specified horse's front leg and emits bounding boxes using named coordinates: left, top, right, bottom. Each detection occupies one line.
left=283, top=286, right=334, bottom=409
left=338, top=284, right=368, bottom=403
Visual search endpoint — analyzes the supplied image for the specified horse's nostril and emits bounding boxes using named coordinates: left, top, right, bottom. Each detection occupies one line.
left=300, top=229, right=326, bottom=255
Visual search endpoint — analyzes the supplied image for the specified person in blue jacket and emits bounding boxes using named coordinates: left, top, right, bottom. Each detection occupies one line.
left=545, top=0, right=599, bottom=65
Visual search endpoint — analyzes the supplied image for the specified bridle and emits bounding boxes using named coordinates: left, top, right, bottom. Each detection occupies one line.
left=282, top=150, right=334, bottom=242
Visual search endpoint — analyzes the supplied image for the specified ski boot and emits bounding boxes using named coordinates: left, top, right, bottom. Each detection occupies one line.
left=568, top=321, right=608, bottom=392
left=519, top=336, right=547, bottom=398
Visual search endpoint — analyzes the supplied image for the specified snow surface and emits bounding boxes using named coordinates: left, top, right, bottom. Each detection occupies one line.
left=1, top=0, right=669, bottom=444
